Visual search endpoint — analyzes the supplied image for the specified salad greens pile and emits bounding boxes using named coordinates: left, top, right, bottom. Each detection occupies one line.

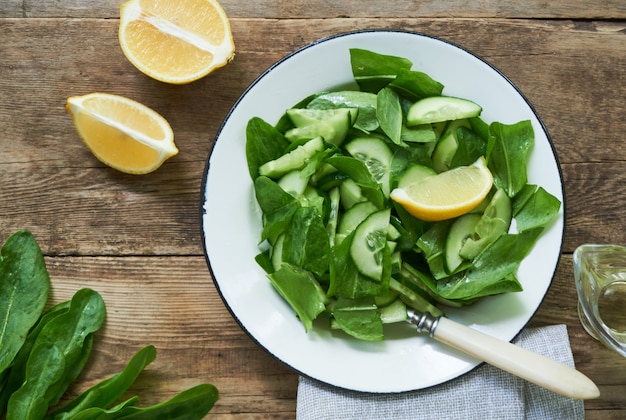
left=0, top=230, right=218, bottom=419
left=246, top=48, right=561, bottom=341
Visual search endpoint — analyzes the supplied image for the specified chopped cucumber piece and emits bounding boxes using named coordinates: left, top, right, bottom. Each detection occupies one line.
left=307, top=91, right=379, bottom=132
left=459, top=188, right=512, bottom=260
left=345, top=137, right=393, bottom=197
left=407, top=96, right=482, bottom=126
left=379, top=298, right=408, bottom=323
left=338, top=201, right=378, bottom=236
left=278, top=170, right=309, bottom=197
left=445, top=213, right=482, bottom=273
left=259, top=136, right=325, bottom=178
left=431, top=119, right=471, bottom=172
left=389, top=278, right=444, bottom=317
left=326, top=187, right=340, bottom=247
left=285, top=108, right=358, bottom=146
left=350, top=209, right=391, bottom=281
left=387, top=224, right=401, bottom=241
left=339, top=178, right=367, bottom=209
left=271, top=234, right=285, bottom=272
left=374, top=289, right=400, bottom=307
left=397, top=164, right=437, bottom=189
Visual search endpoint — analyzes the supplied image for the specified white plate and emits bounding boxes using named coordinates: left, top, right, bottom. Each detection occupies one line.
left=201, top=30, right=564, bottom=393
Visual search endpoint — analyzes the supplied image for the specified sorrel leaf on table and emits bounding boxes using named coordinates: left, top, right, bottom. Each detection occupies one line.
left=58, top=396, right=140, bottom=420
left=6, top=288, right=106, bottom=418
left=48, top=345, right=157, bottom=419
left=0, top=230, right=50, bottom=376
left=0, top=301, right=70, bottom=412
left=61, top=384, right=218, bottom=420
left=108, top=384, right=219, bottom=420
left=6, top=342, right=65, bottom=420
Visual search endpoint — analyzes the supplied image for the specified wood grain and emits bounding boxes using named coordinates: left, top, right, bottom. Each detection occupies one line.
left=2, top=1, right=626, bottom=19
left=1, top=2, right=626, bottom=418
left=1, top=18, right=625, bottom=255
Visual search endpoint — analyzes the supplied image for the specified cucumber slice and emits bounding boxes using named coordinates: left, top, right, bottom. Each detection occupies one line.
left=338, top=201, right=378, bottom=236
left=271, top=234, right=285, bottom=272
left=459, top=188, right=512, bottom=260
left=350, top=209, right=391, bottom=281
left=379, top=298, right=408, bottom=323
left=445, top=213, right=482, bottom=273
left=339, top=178, right=367, bottom=209
left=326, top=187, right=340, bottom=247
left=307, top=91, right=379, bottom=132
left=285, top=108, right=358, bottom=146
left=431, top=119, right=471, bottom=173
left=345, top=137, right=393, bottom=197
left=374, top=289, right=400, bottom=307
left=407, top=96, right=482, bottom=126
left=277, top=170, right=309, bottom=197
left=397, top=164, right=437, bottom=189
left=259, top=136, right=325, bottom=178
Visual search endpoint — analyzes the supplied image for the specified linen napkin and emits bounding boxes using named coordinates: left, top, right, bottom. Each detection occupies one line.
left=296, top=324, right=584, bottom=419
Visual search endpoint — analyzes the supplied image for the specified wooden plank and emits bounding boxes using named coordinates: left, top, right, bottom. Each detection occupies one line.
left=45, top=255, right=299, bottom=418
left=0, top=18, right=624, bottom=254
left=2, top=0, right=626, bottom=19
left=42, top=254, right=626, bottom=417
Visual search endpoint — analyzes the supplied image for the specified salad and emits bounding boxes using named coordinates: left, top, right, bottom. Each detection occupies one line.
left=245, top=48, right=561, bottom=341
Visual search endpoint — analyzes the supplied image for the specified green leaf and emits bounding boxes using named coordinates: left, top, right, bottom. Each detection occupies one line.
left=48, top=346, right=157, bottom=419
left=60, top=396, right=139, bottom=420
left=246, top=117, right=291, bottom=179
left=437, top=229, right=543, bottom=300
left=388, top=68, right=444, bottom=100
left=253, top=176, right=301, bottom=242
left=268, top=264, right=327, bottom=332
left=7, top=289, right=106, bottom=418
left=514, top=186, right=561, bottom=232
left=487, top=120, right=534, bottom=197
left=0, top=301, right=70, bottom=412
left=7, top=342, right=65, bottom=420
left=376, top=87, right=403, bottom=145
left=328, top=231, right=390, bottom=299
left=350, top=48, right=412, bottom=92
left=331, top=297, right=384, bottom=341
left=417, top=222, right=451, bottom=280
left=326, top=156, right=385, bottom=208
left=0, top=230, right=50, bottom=376
left=98, top=384, right=218, bottom=420
left=307, top=91, right=379, bottom=132
left=282, top=206, right=331, bottom=277
left=450, top=126, right=488, bottom=168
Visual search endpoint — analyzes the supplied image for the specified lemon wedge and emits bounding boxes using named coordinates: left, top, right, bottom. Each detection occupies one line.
left=391, top=157, right=493, bottom=221
left=66, top=93, right=177, bottom=175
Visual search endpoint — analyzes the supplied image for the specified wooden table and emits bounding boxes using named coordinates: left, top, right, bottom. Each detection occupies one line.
left=1, top=1, right=625, bottom=418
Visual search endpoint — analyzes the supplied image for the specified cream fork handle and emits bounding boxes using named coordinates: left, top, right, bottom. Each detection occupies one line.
left=409, top=312, right=600, bottom=400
